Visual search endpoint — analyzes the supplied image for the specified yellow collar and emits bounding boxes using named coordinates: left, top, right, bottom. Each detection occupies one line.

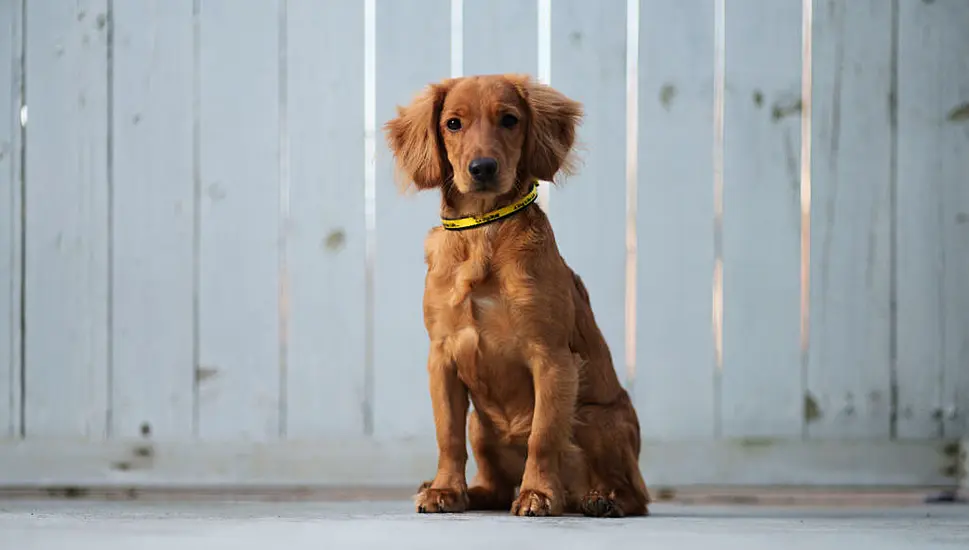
left=441, top=182, right=540, bottom=231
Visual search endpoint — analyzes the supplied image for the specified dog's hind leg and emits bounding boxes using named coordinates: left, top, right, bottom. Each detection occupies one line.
left=465, top=410, right=525, bottom=511
left=573, top=395, right=650, bottom=517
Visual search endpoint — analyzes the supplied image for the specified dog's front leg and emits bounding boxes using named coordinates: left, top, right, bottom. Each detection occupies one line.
left=415, top=340, right=470, bottom=513
left=513, top=345, right=578, bottom=517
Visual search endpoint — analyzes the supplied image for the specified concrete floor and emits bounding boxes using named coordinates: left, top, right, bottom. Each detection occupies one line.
left=1, top=500, right=967, bottom=549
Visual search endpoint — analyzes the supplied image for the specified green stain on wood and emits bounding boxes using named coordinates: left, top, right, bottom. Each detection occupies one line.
left=941, top=441, right=961, bottom=457
left=804, top=393, right=822, bottom=422
left=947, top=102, right=969, bottom=122
left=771, top=99, right=802, bottom=122
left=752, top=90, right=764, bottom=108
left=659, top=84, right=677, bottom=110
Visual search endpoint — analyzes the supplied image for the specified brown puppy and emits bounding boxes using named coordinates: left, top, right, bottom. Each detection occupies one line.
left=384, top=74, right=649, bottom=518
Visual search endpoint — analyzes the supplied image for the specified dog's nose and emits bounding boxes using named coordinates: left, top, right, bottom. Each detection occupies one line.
left=468, top=157, right=499, bottom=184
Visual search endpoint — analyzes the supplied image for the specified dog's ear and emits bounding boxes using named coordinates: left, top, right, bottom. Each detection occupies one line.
left=384, top=81, right=452, bottom=191
left=511, top=75, right=584, bottom=183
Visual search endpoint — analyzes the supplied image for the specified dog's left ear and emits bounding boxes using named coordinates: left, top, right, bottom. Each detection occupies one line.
left=511, top=75, right=584, bottom=182
left=384, top=81, right=453, bottom=192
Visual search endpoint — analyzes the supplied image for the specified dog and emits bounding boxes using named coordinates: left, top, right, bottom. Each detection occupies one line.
left=384, top=74, right=649, bottom=517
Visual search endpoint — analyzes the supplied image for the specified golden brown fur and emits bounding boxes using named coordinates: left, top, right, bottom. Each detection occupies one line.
left=384, top=74, right=650, bottom=517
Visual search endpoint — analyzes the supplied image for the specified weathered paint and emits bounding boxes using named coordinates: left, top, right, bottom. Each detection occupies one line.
left=197, top=0, right=281, bottom=441
left=896, top=0, right=969, bottom=440
left=721, top=0, right=803, bottom=438
left=24, top=0, right=111, bottom=438
left=111, top=0, right=196, bottom=440
left=635, top=0, right=718, bottom=439
left=285, top=0, right=368, bottom=439
left=807, top=0, right=893, bottom=439
left=285, top=0, right=367, bottom=439
left=0, top=0, right=23, bottom=440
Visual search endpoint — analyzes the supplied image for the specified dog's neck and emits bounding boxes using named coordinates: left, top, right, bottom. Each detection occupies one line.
left=439, top=179, right=532, bottom=224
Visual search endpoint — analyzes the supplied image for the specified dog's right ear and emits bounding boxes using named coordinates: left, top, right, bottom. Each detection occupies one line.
left=384, top=81, right=452, bottom=192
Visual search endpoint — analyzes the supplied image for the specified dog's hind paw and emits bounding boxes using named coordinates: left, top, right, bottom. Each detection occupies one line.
left=579, top=490, right=625, bottom=518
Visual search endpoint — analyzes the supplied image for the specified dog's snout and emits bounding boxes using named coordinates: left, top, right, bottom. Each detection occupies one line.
left=468, top=157, right=499, bottom=184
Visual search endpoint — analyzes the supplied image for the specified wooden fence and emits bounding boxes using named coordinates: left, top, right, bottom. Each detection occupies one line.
left=0, top=0, right=966, bottom=488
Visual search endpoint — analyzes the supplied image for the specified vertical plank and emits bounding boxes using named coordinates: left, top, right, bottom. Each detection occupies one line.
left=896, top=0, right=969, bottom=439
left=463, top=0, right=538, bottom=76
left=548, top=0, right=627, bottom=383
left=111, top=0, right=195, bottom=440
left=636, top=0, right=717, bottom=439
left=24, top=0, right=110, bottom=438
left=1, top=0, right=22, bottom=438
left=806, top=0, right=893, bottom=439
left=286, top=0, right=367, bottom=438
left=721, top=0, right=803, bottom=437
left=198, top=0, right=280, bottom=440
left=373, top=0, right=450, bottom=439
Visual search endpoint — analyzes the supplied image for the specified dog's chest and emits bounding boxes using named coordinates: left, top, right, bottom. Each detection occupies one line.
left=426, top=228, right=527, bottom=355
left=429, top=262, right=510, bottom=338
left=427, top=254, right=521, bottom=360
left=424, top=235, right=536, bottom=437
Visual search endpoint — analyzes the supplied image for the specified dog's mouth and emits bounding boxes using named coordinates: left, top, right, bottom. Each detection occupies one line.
left=470, top=180, right=500, bottom=194
left=453, top=179, right=509, bottom=197
left=467, top=175, right=521, bottom=196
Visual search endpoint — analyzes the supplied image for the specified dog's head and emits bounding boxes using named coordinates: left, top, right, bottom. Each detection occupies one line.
left=384, top=74, right=583, bottom=197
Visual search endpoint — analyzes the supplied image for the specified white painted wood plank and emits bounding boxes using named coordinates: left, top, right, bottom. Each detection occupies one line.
left=463, top=0, right=538, bottom=76
left=896, top=0, right=969, bottom=440
left=963, top=436, right=969, bottom=491
left=285, top=0, right=367, bottom=438
left=111, top=0, right=195, bottom=440
left=636, top=0, right=717, bottom=439
left=373, top=0, right=450, bottom=439
left=0, top=0, right=22, bottom=439
left=0, top=438, right=957, bottom=487
left=721, top=0, right=804, bottom=438
left=23, top=0, right=110, bottom=438
left=547, top=0, right=627, bottom=385
left=806, top=0, right=892, bottom=439
left=198, top=1, right=281, bottom=441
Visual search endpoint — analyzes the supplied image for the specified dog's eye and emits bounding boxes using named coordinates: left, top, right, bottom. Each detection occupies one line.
left=500, top=114, right=519, bottom=129
left=445, top=118, right=462, bottom=131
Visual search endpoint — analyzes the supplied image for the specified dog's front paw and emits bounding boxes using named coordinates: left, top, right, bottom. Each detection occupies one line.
left=415, top=486, right=469, bottom=514
left=511, top=489, right=558, bottom=517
